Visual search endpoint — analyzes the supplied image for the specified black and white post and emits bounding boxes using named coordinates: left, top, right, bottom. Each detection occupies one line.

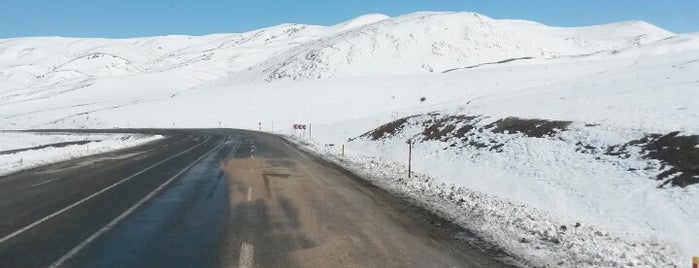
left=407, top=139, right=412, bottom=178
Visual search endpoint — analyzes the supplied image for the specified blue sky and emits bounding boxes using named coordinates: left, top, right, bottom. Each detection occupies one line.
left=1, top=0, right=697, bottom=38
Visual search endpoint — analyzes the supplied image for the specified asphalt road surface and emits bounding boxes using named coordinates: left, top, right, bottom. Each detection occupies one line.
left=0, top=129, right=511, bottom=268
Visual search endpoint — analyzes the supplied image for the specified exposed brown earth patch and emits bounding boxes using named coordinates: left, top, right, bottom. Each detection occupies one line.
left=357, top=112, right=698, bottom=189
left=360, top=113, right=570, bottom=151
left=360, top=115, right=418, bottom=141
left=607, top=131, right=699, bottom=188
left=422, top=115, right=478, bottom=141
left=486, top=117, right=572, bottom=138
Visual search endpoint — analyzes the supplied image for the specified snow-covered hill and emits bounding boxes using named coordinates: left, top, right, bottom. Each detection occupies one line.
left=243, top=12, right=673, bottom=82
left=0, top=12, right=674, bottom=90
left=1, top=11, right=698, bottom=267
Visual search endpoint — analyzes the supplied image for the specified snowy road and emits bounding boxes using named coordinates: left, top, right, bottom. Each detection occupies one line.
left=0, top=129, right=509, bottom=267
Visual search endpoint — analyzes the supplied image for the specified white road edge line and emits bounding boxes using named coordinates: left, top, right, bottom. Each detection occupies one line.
left=0, top=136, right=209, bottom=246
left=238, top=242, right=255, bottom=268
left=280, top=140, right=310, bottom=160
left=48, top=136, right=224, bottom=268
left=247, top=187, right=252, bottom=202
left=29, top=177, right=61, bottom=188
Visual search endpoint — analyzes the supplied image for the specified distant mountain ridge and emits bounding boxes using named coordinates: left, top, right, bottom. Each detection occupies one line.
left=244, top=12, right=673, bottom=82
left=0, top=11, right=679, bottom=91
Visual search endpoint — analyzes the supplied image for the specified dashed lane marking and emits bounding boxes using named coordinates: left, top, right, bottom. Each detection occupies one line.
left=0, top=136, right=211, bottom=246
left=238, top=242, right=255, bottom=268
left=29, top=177, right=61, bottom=188
left=47, top=136, right=223, bottom=268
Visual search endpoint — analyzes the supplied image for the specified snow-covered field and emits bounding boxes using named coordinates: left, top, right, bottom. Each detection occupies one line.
left=1, top=11, right=697, bottom=266
left=0, top=132, right=162, bottom=176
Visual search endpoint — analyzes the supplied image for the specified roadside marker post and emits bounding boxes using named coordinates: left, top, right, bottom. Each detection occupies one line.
left=407, top=139, right=412, bottom=178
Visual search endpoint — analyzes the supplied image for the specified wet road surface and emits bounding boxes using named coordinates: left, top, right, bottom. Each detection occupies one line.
left=0, top=129, right=510, bottom=267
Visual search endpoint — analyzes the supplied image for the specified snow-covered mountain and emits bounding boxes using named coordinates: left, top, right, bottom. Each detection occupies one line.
left=0, top=12, right=674, bottom=89
left=2, top=11, right=693, bottom=131
left=243, top=12, right=673, bottom=82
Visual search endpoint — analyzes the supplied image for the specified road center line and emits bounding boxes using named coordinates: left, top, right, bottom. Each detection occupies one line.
left=247, top=187, right=252, bottom=202
left=0, top=136, right=209, bottom=246
left=238, top=242, right=255, bottom=268
left=29, top=177, right=61, bottom=188
left=48, top=136, right=224, bottom=268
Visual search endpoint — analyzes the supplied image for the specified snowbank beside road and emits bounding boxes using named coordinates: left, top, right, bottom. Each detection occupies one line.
left=291, top=137, right=685, bottom=267
left=0, top=132, right=162, bottom=176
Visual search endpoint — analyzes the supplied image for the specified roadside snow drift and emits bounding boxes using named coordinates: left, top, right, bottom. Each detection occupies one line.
left=0, top=132, right=162, bottom=176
